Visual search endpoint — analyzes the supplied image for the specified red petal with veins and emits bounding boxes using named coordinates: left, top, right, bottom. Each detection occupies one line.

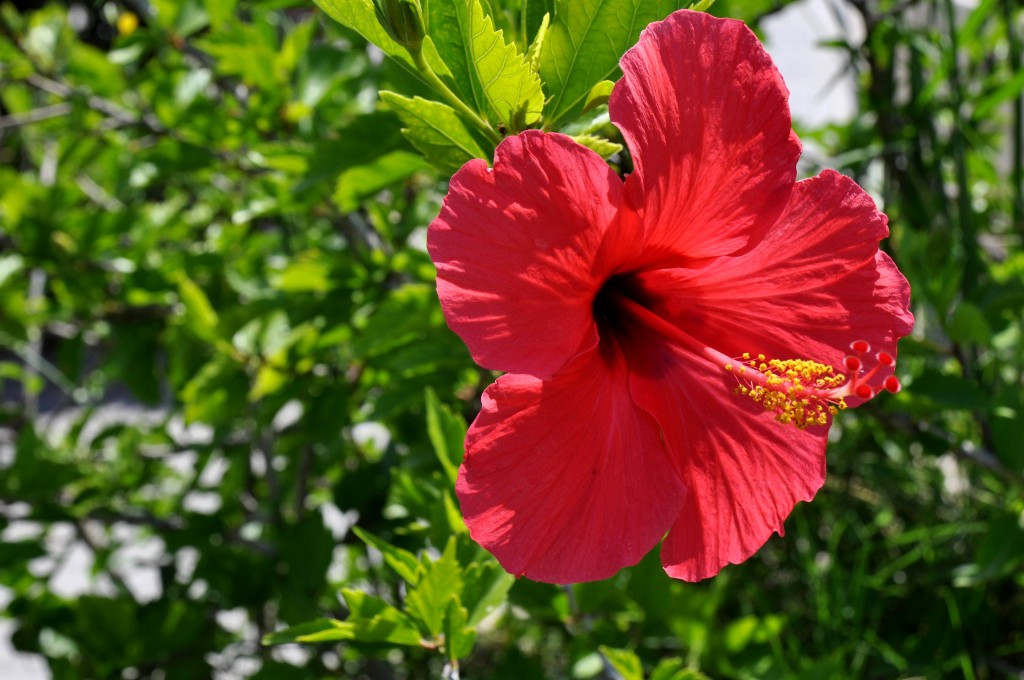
left=633, top=169, right=914, bottom=402
left=428, top=131, right=623, bottom=379
left=625, top=337, right=827, bottom=582
left=610, top=10, right=801, bottom=265
left=457, top=341, right=685, bottom=584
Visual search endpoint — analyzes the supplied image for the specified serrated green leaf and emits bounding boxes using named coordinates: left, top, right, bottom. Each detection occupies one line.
left=379, top=91, right=488, bottom=172
left=443, top=598, right=476, bottom=661
left=352, top=526, right=421, bottom=583
left=526, top=12, right=550, bottom=73
left=405, top=537, right=463, bottom=637
left=423, top=1, right=485, bottom=110
left=424, top=387, right=466, bottom=484
left=599, top=646, right=644, bottom=680
left=462, top=559, right=514, bottom=626
left=466, top=0, right=544, bottom=130
left=572, top=133, right=623, bottom=159
left=334, top=150, right=428, bottom=212
left=540, top=0, right=685, bottom=129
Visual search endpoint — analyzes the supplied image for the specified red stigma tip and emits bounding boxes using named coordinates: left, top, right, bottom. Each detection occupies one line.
left=855, top=384, right=874, bottom=399
left=850, top=340, right=871, bottom=353
left=844, top=355, right=862, bottom=372
left=877, top=351, right=895, bottom=366
left=883, top=375, right=901, bottom=393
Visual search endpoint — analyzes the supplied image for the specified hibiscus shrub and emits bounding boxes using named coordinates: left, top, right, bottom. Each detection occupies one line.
left=1, top=0, right=1022, bottom=679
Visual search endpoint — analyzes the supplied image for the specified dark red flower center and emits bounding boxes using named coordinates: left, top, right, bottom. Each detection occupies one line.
left=591, top=274, right=900, bottom=429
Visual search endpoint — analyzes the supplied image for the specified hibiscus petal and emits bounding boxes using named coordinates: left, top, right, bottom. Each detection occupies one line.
left=625, top=339, right=827, bottom=582
left=610, top=10, right=801, bottom=263
left=457, top=342, right=685, bottom=584
left=428, top=131, right=624, bottom=378
left=632, top=169, right=914, bottom=401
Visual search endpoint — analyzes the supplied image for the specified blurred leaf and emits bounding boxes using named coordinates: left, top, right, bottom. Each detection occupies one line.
left=334, top=150, right=429, bottom=212
left=910, top=373, right=989, bottom=410
left=175, top=273, right=229, bottom=351
left=599, top=646, right=643, bottom=680
left=947, top=302, right=992, bottom=345
left=461, top=559, right=514, bottom=626
left=273, top=255, right=332, bottom=294
left=0, top=254, right=25, bottom=288
left=443, top=598, right=476, bottom=660
left=352, top=526, right=420, bottom=583
left=262, top=612, right=421, bottom=646
left=424, top=387, right=466, bottom=484
left=650, top=659, right=714, bottom=680
left=204, top=0, right=238, bottom=30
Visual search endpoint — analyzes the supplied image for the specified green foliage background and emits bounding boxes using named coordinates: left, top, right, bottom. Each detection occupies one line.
left=0, top=0, right=1022, bottom=678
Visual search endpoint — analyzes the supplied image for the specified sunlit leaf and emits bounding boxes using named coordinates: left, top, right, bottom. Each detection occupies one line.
left=379, top=92, right=489, bottom=172
left=539, top=0, right=685, bottom=129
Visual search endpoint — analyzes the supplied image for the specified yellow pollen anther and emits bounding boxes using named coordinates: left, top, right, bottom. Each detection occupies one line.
left=730, top=355, right=848, bottom=429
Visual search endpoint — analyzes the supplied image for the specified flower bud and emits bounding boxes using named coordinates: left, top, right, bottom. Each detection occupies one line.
left=373, top=0, right=425, bottom=52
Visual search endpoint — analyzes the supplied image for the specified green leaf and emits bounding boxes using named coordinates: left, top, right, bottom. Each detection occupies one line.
left=582, top=79, right=615, bottom=112
left=273, top=256, right=332, bottom=294
left=405, top=537, right=463, bottom=637
left=442, top=489, right=468, bottom=535
left=261, top=611, right=422, bottom=646
left=334, top=150, right=429, bottom=212
left=379, top=91, right=489, bottom=173
left=540, top=0, right=684, bottom=129
left=313, top=0, right=449, bottom=77
left=203, top=0, right=238, bottom=30
left=910, top=373, right=989, bottom=411
left=314, top=0, right=416, bottom=69
left=525, top=12, right=550, bottom=74
left=262, top=619, right=348, bottom=645
left=650, top=659, right=714, bottom=680
left=175, top=273, right=228, bottom=351
left=443, top=598, right=477, bottom=661
left=424, top=387, right=466, bottom=484
left=572, top=133, right=623, bottom=159
left=599, top=646, right=644, bottom=680
left=423, top=2, right=485, bottom=109
left=461, top=559, right=514, bottom=626
left=947, top=302, right=992, bottom=346
left=352, top=526, right=421, bottom=584
left=0, top=254, right=24, bottom=288
left=466, top=0, right=544, bottom=130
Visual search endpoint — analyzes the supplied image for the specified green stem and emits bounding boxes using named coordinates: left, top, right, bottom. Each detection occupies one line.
left=410, top=48, right=502, bottom=147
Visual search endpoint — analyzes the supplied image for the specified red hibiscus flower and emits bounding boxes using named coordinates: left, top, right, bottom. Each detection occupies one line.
left=427, top=9, right=914, bottom=583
